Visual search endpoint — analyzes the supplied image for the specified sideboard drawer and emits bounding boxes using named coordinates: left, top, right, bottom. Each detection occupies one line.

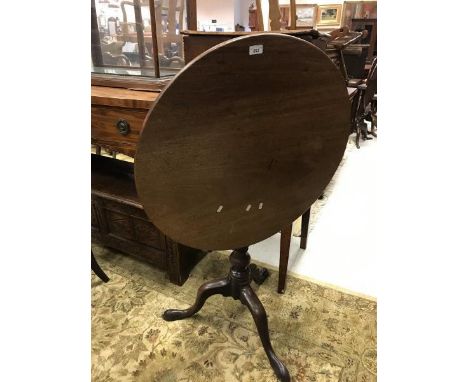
left=91, top=105, right=148, bottom=156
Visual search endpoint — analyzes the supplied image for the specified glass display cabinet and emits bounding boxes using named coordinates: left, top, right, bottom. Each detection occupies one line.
left=91, top=0, right=196, bottom=79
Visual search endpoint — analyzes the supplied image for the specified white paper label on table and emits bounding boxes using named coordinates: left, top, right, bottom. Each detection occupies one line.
left=249, top=45, right=263, bottom=55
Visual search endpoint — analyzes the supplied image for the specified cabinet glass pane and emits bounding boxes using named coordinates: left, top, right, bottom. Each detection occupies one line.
left=92, top=0, right=156, bottom=76
left=91, top=0, right=188, bottom=78
left=155, top=0, right=186, bottom=76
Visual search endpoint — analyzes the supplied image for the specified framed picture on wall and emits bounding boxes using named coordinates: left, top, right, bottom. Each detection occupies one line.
left=316, top=4, right=342, bottom=27
left=296, top=5, right=318, bottom=28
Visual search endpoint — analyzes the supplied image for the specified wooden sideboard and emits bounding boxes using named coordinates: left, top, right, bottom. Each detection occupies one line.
left=91, top=153, right=205, bottom=285
left=91, top=86, right=160, bottom=157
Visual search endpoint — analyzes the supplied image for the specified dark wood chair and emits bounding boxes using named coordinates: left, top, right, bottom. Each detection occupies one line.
left=326, top=28, right=363, bottom=84
left=343, top=44, right=370, bottom=80
left=353, top=59, right=377, bottom=148
left=351, top=18, right=377, bottom=63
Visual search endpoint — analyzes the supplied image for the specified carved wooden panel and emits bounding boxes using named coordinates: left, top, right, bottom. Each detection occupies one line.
left=91, top=204, right=99, bottom=229
left=133, top=218, right=166, bottom=249
left=91, top=154, right=206, bottom=285
left=105, top=209, right=135, bottom=241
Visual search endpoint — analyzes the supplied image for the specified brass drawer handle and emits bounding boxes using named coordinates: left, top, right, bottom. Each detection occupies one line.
left=116, top=119, right=130, bottom=136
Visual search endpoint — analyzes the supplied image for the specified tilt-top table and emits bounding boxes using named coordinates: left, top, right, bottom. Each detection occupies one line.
left=134, top=33, right=350, bottom=381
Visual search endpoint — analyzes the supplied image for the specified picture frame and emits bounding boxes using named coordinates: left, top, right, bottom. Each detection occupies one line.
left=316, top=4, right=342, bottom=27
left=295, top=4, right=318, bottom=28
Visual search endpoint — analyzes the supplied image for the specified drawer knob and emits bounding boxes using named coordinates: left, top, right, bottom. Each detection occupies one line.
left=116, top=119, right=130, bottom=136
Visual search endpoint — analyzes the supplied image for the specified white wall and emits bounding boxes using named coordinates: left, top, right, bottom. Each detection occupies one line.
left=236, top=0, right=252, bottom=31
left=197, top=0, right=236, bottom=31
left=197, top=0, right=376, bottom=32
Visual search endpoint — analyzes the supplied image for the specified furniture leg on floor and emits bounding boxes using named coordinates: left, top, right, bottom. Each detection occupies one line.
left=278, top=207, right=312, bottom=294
left=163, top=247, right=290, bottom=382
left=354, top=59, right=377, bottom=147
left=91, top=250, right=109, bottom=283
left=249, top=263, right=270, bottom=284
left=278, top=224, right=292, bottom=294
left=300, top=208, right=311, bottom=250
left=370, top=94, right=377, bottom=137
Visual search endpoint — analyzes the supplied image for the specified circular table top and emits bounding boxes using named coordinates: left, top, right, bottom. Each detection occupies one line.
left=135, top=33, right=350, bottom=251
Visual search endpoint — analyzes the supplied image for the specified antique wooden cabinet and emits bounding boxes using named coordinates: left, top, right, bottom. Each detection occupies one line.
left=92, top=154, right=205, bottom=285
left=91, top=84, right=162, bottom=156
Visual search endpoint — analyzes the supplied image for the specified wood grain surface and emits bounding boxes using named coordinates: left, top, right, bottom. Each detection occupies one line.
left=91, top=86, right=159, bottom=109
left=180, top=30, right=321, bottom=37
left=91, top=105, right=148, bottom=156
left=91, top=74, right=171, bottom=91
left=135, top=33, right=350, bottom=251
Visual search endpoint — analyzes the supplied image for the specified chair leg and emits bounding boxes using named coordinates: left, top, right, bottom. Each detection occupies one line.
left=349, top=94, right=359, bottom=135
left=370, top=116, right=377, bottom=137
left=370, top=102, right=377, bottom=137
left=355, top=123, right=361, bottom=149
left=278, top=224, right=292, bottom=294
left=354, top=90, right=364, bottom=149
left=300, top=208, right=311, bottom=250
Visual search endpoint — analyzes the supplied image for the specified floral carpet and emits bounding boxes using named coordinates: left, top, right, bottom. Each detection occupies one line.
left=92, top=245, right=376, bottom=382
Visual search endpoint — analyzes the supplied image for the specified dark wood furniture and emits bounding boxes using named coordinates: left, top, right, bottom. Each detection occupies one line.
left=351, top=18, right=377, bottom=63
left=326, top=29, right=363, bottom=83
left=178, top=29, right=361, bottom=294
left=91, top=31, right=361, bottom=295
left=91, top=86, right=161, bottom=157
left=91, top=85, right=269, bottom=285
left=91, top=251, right=110, bottom=283
left=343, top=44, right=370, bottom=79
left=135, top=34, right=350, bottom=381
left=277, top=210, right=310, bottom=294
left=323, top=28, right=376, bottom=149
left=92, top=153, right=206, bottom=285
left=181, top=29, right=330, bottom=65
left=354, top=58, right=377, bottom=147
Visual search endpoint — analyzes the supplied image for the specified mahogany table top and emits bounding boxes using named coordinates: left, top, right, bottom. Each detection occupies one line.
left=135, top=33, right=350, bottom=250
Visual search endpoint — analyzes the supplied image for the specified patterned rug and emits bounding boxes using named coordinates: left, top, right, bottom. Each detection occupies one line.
left=92, top=245, right=376, bottom=382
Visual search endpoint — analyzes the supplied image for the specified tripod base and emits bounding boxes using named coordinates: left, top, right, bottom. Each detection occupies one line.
left=163, top=247, right=290, bottom=382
